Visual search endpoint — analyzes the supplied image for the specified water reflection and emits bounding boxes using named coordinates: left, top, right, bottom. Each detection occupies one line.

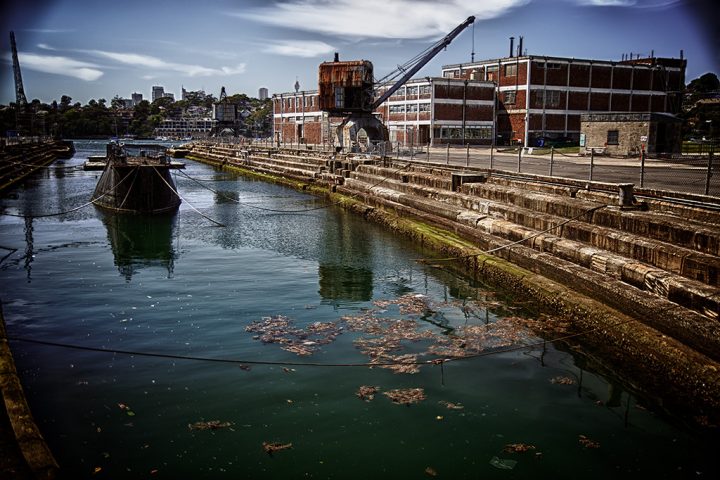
left=318, top=212, right=373, bottom=303
left=100, top=210, right=177, bottom=281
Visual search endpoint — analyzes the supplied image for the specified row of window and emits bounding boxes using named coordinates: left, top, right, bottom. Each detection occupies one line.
left=502, top=90, right=562, bottom=107
left=389, top=104, right=432, bottom=114
left=280, top=96, right=317, bottom=109
left=435, top=126, right=493, bottom=139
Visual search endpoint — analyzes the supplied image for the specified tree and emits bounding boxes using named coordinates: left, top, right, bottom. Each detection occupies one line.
left=688, top=73, right=720, bottom=94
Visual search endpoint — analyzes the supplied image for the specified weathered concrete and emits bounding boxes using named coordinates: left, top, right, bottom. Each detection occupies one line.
left=0, top=140, right=74, bottom=193
left=186, top=143, right=720, bottom=425
left=0, top=306, right=58, bottom=480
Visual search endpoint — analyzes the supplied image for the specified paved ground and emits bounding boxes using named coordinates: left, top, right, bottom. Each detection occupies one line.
left=393, top=147, right=719, bottom=197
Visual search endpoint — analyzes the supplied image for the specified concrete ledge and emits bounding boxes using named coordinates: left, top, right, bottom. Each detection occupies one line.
left=0, top=306, right=58, bottom=480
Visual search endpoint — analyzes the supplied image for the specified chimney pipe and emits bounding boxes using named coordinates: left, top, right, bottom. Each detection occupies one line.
left=518, top=36, right=524, bottom=56
left=334, top=52, right=339, bottom=62
left=680, top=49, right=684, bottom=60
left=509, top=37, right=515, bottom=58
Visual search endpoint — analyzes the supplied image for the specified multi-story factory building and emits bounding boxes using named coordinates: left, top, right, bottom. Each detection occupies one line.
left=273, top=47, right=685, bottom=149
left=272, top=77, right=496, bottom=146
left=441, top=52, right=686, bottom=146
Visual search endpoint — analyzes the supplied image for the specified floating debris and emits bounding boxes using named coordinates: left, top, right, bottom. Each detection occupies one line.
left=489, top=456, right=517, bottom=470
left=578, top=434, right=600, bottom=449
left=503, top=443, right=536, bottom=453
left=238, top=364, right=252, bottom=371
left=188, top=420, right=233, bottom=431
left=245, top=315, right=342, bottom=356
left=550, top=376, right=576, bottom=385
left=439, top=400, right=464, bottom=410
left=117, top=403, right=135, bottom=416
left=356, top=385, right=380, bottom=401
left=263, top=442, right=293, bottom=456
left=425, top=466, right=438, bottom=477
left=383, top=388, right=426, bottom=405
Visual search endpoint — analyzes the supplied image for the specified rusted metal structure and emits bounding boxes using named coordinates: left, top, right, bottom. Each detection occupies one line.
left=318, top=16, right=475, bottom=149
left=318, top=59, right=375, bottom=115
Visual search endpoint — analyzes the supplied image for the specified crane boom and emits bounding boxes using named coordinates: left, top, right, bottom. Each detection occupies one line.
left=10, top=31, right=28, bottom=107
left=371, top=15, right=475, bottom=110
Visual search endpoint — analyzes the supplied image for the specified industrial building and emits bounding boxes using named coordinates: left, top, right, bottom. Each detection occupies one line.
left=273, top=76, right=495, bottom=146
left=580, top=112, right=683, bottom=156
left=272, top=35, right=686, bottom=150
left=441, top=41, right=686, bottom=146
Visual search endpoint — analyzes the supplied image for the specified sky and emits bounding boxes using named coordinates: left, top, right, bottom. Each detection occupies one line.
left=1, top=0, right=718, bottom=105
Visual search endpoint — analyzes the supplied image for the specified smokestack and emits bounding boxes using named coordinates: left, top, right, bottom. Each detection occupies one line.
left=334, top=52, right=339, bottom=62
left=650, top=49, right=654, bottom=58
left=509, top=37, right=515, bottom=58
left=518, top=36, right=524, bottom=56
left=680, top=49, right=684, bottom=60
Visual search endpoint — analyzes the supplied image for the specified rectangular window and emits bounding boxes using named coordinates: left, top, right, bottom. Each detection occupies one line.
left=407, top=104, right=418, bottom=113
left=419, top=85, right=432, bottom=95
left=504, top=64, right=517, bottom=76
left=543, top=90, right=561, bottom=108
left=443, top=70, right=456, bottom=78
left=504, top=91, right=516, bottom=104
left=311, top=96, right=316, bottom=107
left=546, top=63, right=562, bottom=70
left=335, top=87, right=344, bottom=109
left=607, top=130, right=619, bottom=145
left=419, top=103, right=431, bottom=112
left=407, top=86, right=418, bottom=97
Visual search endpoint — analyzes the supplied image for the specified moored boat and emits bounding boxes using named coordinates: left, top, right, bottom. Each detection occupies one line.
left=91, top=142, right=185, bottom=214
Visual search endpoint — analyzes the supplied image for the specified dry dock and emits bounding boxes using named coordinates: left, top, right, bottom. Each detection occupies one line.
left=186, top=142, right=720, bottom=425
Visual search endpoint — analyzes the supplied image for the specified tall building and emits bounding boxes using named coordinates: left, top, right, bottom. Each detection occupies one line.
left=152, top=85, right=164, bottom=102
left=258, top=87, right=269, bottom=101
left=131, top=92, right=143, bottom=106
left=163, top=92, right=175, bottom=101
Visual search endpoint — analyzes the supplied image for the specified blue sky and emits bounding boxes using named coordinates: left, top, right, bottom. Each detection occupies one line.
left=1, top=0, right=718, bottom=105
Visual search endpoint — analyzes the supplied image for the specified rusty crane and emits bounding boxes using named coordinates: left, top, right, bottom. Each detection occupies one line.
left=318, top=16, right=475, bottom=151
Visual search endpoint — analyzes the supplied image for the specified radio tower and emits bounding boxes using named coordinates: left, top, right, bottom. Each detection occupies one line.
left=10, top=31, right=28, bottom=107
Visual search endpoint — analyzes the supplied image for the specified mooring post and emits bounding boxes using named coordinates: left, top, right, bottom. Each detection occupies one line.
left=706, top=149, right=714, bottom=196
left=466, top=144, right=470, bottom=167
left=589, top=148, right=595, bottom=182
left=639, top=147, right=646, bottom=188
left=446, top=143, right=450, bottom=164
left=549, top=146, right=554, bottom=177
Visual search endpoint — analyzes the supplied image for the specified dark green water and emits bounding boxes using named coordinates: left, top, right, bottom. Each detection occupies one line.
left=0, top=140, right=716, bottom=479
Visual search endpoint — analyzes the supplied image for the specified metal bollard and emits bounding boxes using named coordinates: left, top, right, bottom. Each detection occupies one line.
left=589, top=148, right=595, bottom=182
left=618, top=183, right=635, bottom=208
left=446, top=143, right=450, bottom=164
left=549, top=146, right=554, bottom=177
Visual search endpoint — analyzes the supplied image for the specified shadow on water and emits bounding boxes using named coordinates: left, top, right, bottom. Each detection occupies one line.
left=98, top=209, right=178, bottom=281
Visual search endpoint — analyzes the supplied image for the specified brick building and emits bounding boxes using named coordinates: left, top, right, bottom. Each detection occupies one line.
left=272, top=77, right=496, bottom=146
left=442, top=54, right=686, bottom=146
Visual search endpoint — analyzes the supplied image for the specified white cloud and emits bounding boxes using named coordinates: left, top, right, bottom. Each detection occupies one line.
left=17, top=52, right=103, bottom=81
left=230, top=0, right=528, bottom=39
left=572, top=0, right=680, bottom=6
left=574, top=0, right=635, bottom=5
left=88, top=50, right=246, bottom=77
left=37, top=43, right=56, bottom=51
left=264, top=40, right=335, bottom=58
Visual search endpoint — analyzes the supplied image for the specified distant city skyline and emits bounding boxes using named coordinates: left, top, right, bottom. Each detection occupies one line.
left=1, top=0, right=718, bottom=105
